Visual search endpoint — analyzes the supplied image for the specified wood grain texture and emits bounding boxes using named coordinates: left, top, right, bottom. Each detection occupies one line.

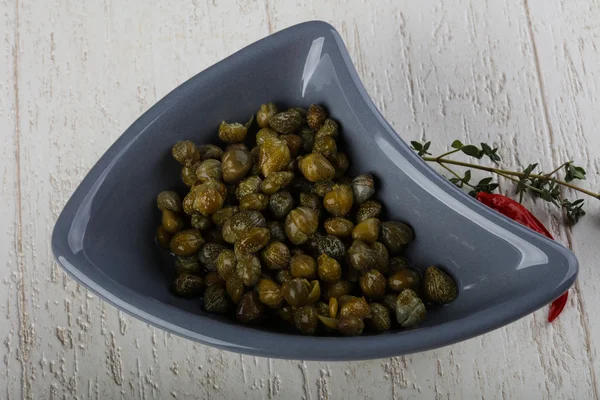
left=1, top=0, right=599, bottom=398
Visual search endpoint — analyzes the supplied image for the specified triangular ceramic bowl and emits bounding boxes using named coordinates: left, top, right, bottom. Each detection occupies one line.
left=52, top=21, right=578, bottom=361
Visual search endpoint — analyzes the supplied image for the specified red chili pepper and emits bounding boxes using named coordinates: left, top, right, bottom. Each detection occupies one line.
left=475, top=192, right=568, bottom=322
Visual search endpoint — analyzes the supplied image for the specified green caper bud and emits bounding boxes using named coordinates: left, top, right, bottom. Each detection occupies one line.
left=339, top=296, right=371, bottom=319
left=356, top=200, right=382, bottom=223
left=315, top=118, right=339, bottom=139
left=198, top=144, right=223, bottom=160
left=256, top=127, right=279, bottom=146
left=317, top=254, right=342, bottom=282
left=359, top=269, right=386, bottom=299
left=382, top=293, right=398, bottom=311
left=347, top=239, right=376, bottom=272
left=175, top=255, right=201, bottom=275
left=366, top=303, right=391, bottom=332
left=322, top=280, right=354, bottom=301
left=423, top=266, right=457, bottom=304
left=172, top=140, right=200, bottom=166
left=352, top=218, right=380, bottom=243
left=239, top=193, right=269, bottom=212
left=170, top=229, right=204, bottom=256
left=337, top=315, right=363, bottom=336
left=198, top=243, right=227, bottom=271
left=281, top=278, right=310, bottom=307
left=388, top=256, right=410, bottom=274
left=381, top=221, right=414, bottom=255
left=236, top=176, right=262, bottom=200
left=235, top=227, right=271, bottom=254
left=205, top=271, right=224, bottom=287
left=222, top=149, right=253, bottom=184
left=195, top=159, right=222, bottom=183
left=226, top=275, right=245, bottom=304
left=351, top=174, right=375, bottom=205
left=259, top=137, right=291, bottom=177
left=203, top=284, right=229, bottom=314
left=276, top=270, right=293, bottom=285
left=311, top=179, right=334, bottom=197
left=236, top=253, right=262, bottom=287
left=191, top=214, right=212, bottom=230
left=257, top=279, right=283, bottom=308
left=278, top=305, right=295, bottom=324
left=298, top=153, right=335, bottom=182
left=284, top=207, right=319, bottom=245
left=266, top=220, right=286, bottom=242
left=388, top=269, right=420, bottom=292
left=216, top=249, right=236, bottom=280
left=236, top=291, right=264, bottom=323
left=156, top=225, right=172, bottom=248
left=261, top=241, right=290, bottom=270
left=257, top=103, right=278, bottom=128
left=294, top=305, right=318, bottom=335
left=280, top=134, right=303, bottom=158
left=162, top=210, right=184, bottom=234
left=218, top=121, right=248, bottom=143
left=323, top=184, right=353, bottom=217
left=181, top=164, right=198, bottom=187
left=211, top=206, right=239, bottom=228
left=371, top=242, right=389, bottom=274
left=396, top=289, right=426, bottom=328
left=313, top=136, right=337, bottom=158
left=222, top=211, right=266, bottom=244
left=324, top=217, right=354, bottom=237
left=317, top=235, right=346, bottom=260
left=290, top=255, right=317, bottom=280
left=299, top=126, right=315, bottom=153
left=173, top=273, right=204, bottom=298
left=330, top=152, right=350, bottom=179
left=157, top=191, right=182, bottom=213
left=186, top=180, right=226, bottom=215
left=269, top=191, right=294, bottom=219
left=307, top=104, right=328, bottom=130
left=261, top=171, right=294, bottom=194
left=269, top=109, right=303, bottom=134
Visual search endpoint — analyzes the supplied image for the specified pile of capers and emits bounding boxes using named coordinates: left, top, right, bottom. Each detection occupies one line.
left=155, top=103, right=458, bottom=336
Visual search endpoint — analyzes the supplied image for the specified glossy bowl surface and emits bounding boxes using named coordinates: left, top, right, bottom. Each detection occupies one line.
left=52, top=21, right=578, bottom=361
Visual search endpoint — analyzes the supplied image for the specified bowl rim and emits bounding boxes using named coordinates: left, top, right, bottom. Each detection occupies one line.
left=52, top=20, right=578, bottom=361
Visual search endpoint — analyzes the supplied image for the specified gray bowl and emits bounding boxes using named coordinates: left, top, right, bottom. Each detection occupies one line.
left=51, top=21, right=578, bottom=361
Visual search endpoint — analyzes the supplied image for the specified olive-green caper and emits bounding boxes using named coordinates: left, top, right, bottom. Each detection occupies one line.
left=266, top=220, right=286, bottom=242
left=381, top=221, right=414, bottom=255
left=211, top=206, right=239, bottom=228
left=216, top=249, right=237, bottom=280
left=330, top=152, right=350, bottom=179
left=181, top=164, right=198, bottom=187
left=339, top=296, right=371, bottom=319
left=356, top=200, right=382, bottom=223
left=173, top=273, right=204, bottom=298
left=257, top=103, right=278, bottom=128
left=396, top=289, right=426, bottom=328
left=366, top=303, right=391, bottom=332
left=317, top=254, right=342, bottom=282
left=162, top=209, right=184, bottom=234
left=388, top=256, right=410, bottom=274
left=281, top=278, right=310, bottom=308
left=195, top=159, right=222, bottom=183
left=222, top=149, right=253, bottom=184
left=337, top=315, right=364, bottom=336
left=313, top=136, right=337, bottom=158
left=170, top=229, right=204, bottom=256
left=186, top=180, right=226, bottom=215
left=351, top=174, right=375, bottom=205
left=189, top=214, right=211, bottom=230
left=236, top=291, right=264, bottom=323
left=257, top=279, right=283, bottom=308
left=382, top=293, right=398, bottom=311
left=359, top=269, right=386, bottom=299
left=371, top=242, right=389, bottom=274
left=307, top=104, right=328, bottom=130
left=239, top=193, right=269, bottom=211
left=352, top=218, right=380, bottom=243
left=256, top=127, right=280, bottom=146
left=294, top=305, right=318, bottom=335
left=156, top=225, right=172, bottom=248
left=317, top=235, right=346, bottom=260
left=261, top=171, right=294, bottom=194
left=315, top=301, right=330, bottom=317
left=423, top=266, right=457, bottom=304
left=235, top=227, right=271, bottom=254
left=324, top=217, right=354, bottom=237
left=203, top=284, right=229, bottom=314
left=198, top=243, right=227, bottom=271
left=312, top=179, right=335, bottom=197
left=290, top=255, right=317, bottom=280
left=315, top=118, right=339, bottom=139
left=172, top=140, right=200, bottom=166
left=236, top=176, right=263, bottom=200
left=284, top=207, right=319, bottom=245
left=280, top=134, right=302, bottom=158
left=323, top=184, right=353, bottom=217
left=226, top=275, right=245, bottom=304
left=269, top=109, right=303, bottom=134
left=269, top=191, right=294, bottom=219
left=329, top=297, right=339, bottom=319
left=219, top=121, right=248, bottom=143
left=347, top=239, right=376, bottom=272
left=236, top=253, right=262, bottom=287
left=261, top=241, right=290, bottom=270
left=222, top=211, right=266, bottom=244
left=198, top=144, right=223, bottom=160
left=259, top=137, right=291, bottom=177
left=388, top=269, right=420, bottom=292
left=298, top=153, right=335, bottom=182
left=157, top=191, right=182, bottom=213
left=175, top=255, right=201, bottom=275
left=322, top=280, right=354, bottom=301
left=276, top=270, right=293, bottom=285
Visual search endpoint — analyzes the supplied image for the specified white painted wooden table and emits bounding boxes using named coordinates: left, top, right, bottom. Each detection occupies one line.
left=2, top=0, right=600, bottom=398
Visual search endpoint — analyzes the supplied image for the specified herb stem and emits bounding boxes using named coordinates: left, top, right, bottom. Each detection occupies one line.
left=546, top=161, right=572, bottom=178
left=438, top=163, right=476, bottom=189
left=435, top=148, right=461, bottom=161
